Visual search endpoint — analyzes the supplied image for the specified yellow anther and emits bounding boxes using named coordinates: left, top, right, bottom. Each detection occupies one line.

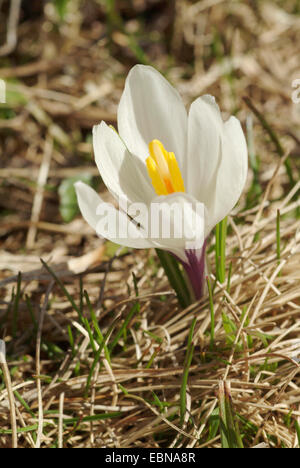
left=148, top=140, right=169, bottom=177
left=165, top=152, right=185, bottom=193
left=146, top=156, right=168, bottom=196
left=146, top=139, right=185, bottom=196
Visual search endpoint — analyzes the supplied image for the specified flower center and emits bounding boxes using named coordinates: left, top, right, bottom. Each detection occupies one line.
left=146, top=139, right=185, bottom=196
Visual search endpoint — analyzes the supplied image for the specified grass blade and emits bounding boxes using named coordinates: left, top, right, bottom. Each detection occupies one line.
left=180, top=317, right=196, bottom=425
left=218, top=381, right=243, bottom=448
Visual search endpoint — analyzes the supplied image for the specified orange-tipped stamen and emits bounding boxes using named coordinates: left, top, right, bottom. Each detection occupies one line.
left=146, top=139, right=185, bottom=196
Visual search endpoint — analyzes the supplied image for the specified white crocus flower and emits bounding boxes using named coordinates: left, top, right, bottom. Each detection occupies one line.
left=75, top=65, right=248, bottom=299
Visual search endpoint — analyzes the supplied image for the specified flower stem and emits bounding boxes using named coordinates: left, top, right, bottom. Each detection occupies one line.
left=156, top=242, right=208, bottom=307
left=181, top=240, right=207, bottom=301
left=155, top=249, right=192, bottom=308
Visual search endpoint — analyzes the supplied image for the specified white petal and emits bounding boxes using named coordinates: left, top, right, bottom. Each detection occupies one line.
left=186, top=95, right=223, bottom=201
left=93, top=121, right=154, bottom=205
left=208, top=116, right=248, bottom=231
left=118, top=65, right=187, bottom=170
left=74, top=181, right=153, bottom=249
left=187, top=96, right=247, bottom=235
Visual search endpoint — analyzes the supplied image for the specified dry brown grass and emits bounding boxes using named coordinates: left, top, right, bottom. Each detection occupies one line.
left=0, top=0, right=299, bottom=448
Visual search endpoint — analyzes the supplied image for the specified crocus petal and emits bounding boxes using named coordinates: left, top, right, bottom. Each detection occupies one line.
left=186, top=95, right=223, bottom=205
left=208, top=116, right=248, bottom=232
left=118, top=65, right=187, bottom=170
left=74, top=181, right=153, bottom=249
left=93, top=121, right=154, bottom=205
left=186, top=95, right=247, bottom=235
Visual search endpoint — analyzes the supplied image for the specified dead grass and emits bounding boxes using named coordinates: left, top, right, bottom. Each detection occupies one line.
left=0, top=0, right=299, bottom=448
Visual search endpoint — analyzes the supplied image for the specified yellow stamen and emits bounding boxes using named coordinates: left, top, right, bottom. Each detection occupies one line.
left=165, top=151, right=185, bottom=193
left=146, top=156, right=168, bottom=196
left=146, top=139, right=185, bottom=196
